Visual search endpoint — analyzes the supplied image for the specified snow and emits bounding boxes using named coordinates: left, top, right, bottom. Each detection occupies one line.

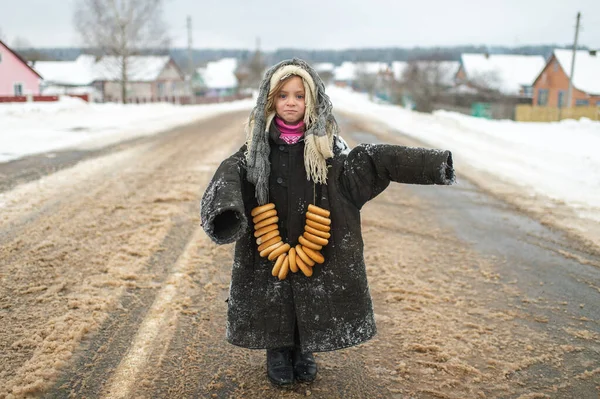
left=93, top=55, right=171, bottom=82
left=460, top=54, right=546, bottom=95
left=328, top=86, right=600, bottom=222
left=314, top=62, right=335, bottom=73
left=0, top=96, right=254, bottom=163
left=197, top=58, right=238, bottom=89
left=34, top=55, right=97, bottom=86
left=34, top=55, right=173, bottom=85
left=334, top=62, right=389, bottom=82
left=554, top=49, right=600, bottom=95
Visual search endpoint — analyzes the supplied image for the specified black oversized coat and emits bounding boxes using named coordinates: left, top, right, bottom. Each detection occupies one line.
left=200, top=126, right=454, bottom=352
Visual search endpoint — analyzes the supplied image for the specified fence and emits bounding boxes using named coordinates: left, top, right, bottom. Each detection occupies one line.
left=515, top=105, right=599, bottom=122
left=0, top=94, right=89, bottom=103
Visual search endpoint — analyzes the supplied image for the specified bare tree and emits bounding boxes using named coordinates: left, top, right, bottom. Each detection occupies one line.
left=235, top=49, right=266, bottom=91
left=400, top=55, right=459, bottom=112
left=73, top=0, right=170, bottom=103
left=355, top=63, right=378, bottom=100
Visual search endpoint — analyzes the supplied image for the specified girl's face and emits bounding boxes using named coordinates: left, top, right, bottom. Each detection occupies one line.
left=275, top=76, right=306, bottom=125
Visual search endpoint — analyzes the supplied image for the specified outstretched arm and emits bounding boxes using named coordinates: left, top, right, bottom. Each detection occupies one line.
left=338, top=143, right=454, bottom=209
left=200, top=146, right=248, bottom=245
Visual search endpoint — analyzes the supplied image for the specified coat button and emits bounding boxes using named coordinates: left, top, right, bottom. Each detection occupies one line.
left=276, top=177, right=283, bottom=184
left=279, top=145, right=285, bottom=151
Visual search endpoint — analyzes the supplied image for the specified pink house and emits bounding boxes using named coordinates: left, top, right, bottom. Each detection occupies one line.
left=0, top=40, right=42, bottom=96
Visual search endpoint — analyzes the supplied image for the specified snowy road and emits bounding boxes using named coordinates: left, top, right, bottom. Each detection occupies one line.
left=0, top=111, right=599, bottom=398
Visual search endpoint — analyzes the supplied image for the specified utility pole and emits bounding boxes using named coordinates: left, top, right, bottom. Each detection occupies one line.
left=566, top=12, right=581, bottom=108
left=187, top=15, right=195, bottom=104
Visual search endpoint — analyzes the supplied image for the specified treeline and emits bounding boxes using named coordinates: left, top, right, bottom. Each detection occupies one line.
left=18, top=44, right=582, bottom=65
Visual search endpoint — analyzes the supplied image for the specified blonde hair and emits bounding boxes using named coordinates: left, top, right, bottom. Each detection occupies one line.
left=265, top=75, right=304, bottom=119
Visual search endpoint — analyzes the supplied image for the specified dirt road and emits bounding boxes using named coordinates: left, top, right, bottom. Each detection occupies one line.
left=0, top=111, right=598, bottom=398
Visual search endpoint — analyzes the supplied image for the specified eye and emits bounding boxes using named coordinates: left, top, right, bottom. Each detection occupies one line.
left=297, top=95, right=304, bottom=99
left=279, top=94, right=287, bottom=99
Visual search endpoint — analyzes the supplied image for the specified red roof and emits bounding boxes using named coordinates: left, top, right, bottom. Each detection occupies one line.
left=0, top=39, right=43, bottom=79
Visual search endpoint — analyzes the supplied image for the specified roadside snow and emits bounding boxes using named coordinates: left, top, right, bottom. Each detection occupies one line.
left=0, top=96, right=253, bottom=163
left=328, top=86, right=600, bottom=224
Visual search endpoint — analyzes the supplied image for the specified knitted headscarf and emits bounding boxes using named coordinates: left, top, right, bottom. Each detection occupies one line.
left=245, top=58, right=339, bottom=205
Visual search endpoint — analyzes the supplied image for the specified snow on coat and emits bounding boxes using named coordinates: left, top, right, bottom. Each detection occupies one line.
left=200, top=123, right=455, bottom=353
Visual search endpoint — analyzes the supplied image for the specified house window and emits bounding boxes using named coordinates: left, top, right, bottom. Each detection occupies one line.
left=553, top=61, right=559, bottom=72
left=158, top=82, right=165, bottom=97
left=537, top=89, right=549, bottom=106
left=558, top=90, right=566, bottom=107
left=14, top=83, right=24, bottom=96
left=0, top=52, right=3, bottom=63
left=523, top=86, right=533, bottom=97
left=575, top=99, right=589, bottom=106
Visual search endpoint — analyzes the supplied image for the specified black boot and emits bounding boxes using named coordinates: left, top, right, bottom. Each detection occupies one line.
left=266, top=348, right=294, bottom=386
left=293, top=349, right=317, bottom=382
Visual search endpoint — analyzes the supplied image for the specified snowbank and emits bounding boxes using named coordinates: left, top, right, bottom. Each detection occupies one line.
left=0, top=96, right=254, bottom=163
left=328, top=86, right=600, bottom=223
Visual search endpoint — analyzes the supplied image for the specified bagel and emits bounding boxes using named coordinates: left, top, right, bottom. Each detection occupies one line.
left=259, top=241, right=283, bottom=258
left=272, top=253, right=286, bottom=277
left=306, top=219, right=331, bottom=232
left=251, top=203, right=275, bottom=217
left=254, top=223, right=278, bottom=238
left=296, top=256, right=313, bottom=277
left=298, top=235, right=322, bottom=251
left=308, top=204, right=330, bottom=218
left=254, top=216, right=279, bottom=230
left=306, top=211, right=331, bottom=226
left=268, top=243, right=291, bottom=261
left=257, top=236, right=282, bottom=252
left=303, top=232, right=329, bottom=246
left=302, top=246, right=324, bottom=264
left=304, top=225, right=331, bottom=239
left=278, top=255, right=290, bottom=281
left=295, top=245, right=315, bottom=267
left=256, top=229, right=280, bottom=245
left=252, top=209, right=277, bottom=224
left=288, top=247, right=298, bottom=273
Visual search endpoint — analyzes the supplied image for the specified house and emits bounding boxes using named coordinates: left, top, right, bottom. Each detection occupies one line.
left=34, top=54, right=186, bottom=103
left=456, top=53, right=546, bottom=98
left=313, top=62, right=335, bottom=85
left=532, top=49, right=600, bottom=107
left=92, top=55, right=186, bottom=103
left=194, top=58, right=238, bottom=97
left=333, top=62, right=390, bottom=87
left=0, top=39, right=43, bottom=96
left=34, top=55, right=100, bottom=101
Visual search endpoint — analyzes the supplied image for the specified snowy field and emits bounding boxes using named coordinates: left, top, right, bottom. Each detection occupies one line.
left=328, top=87, right=600, bottom=225
left=2, top=89, right=599, bottom=230
left=0, top=96, right=254, bottom=163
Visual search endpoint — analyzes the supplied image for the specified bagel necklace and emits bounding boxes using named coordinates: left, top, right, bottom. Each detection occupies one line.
left=251, top=199, right=331, bottom=281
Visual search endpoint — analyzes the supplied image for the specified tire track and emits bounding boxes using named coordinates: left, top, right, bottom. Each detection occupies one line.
left=0, top=111, right=248, bottom=398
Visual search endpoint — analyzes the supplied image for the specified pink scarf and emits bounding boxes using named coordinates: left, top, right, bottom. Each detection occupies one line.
left=275, top=116, right=305, bottom=144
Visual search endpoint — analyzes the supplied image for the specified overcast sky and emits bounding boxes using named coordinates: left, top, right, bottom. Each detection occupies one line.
left=1, top=0, right=599, bottom=50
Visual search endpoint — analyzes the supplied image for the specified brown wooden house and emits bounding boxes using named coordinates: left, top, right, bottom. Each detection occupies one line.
left=532, top=49, right=600, bottom=107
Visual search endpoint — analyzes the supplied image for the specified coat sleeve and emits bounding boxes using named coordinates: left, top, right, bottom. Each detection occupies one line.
left=337, top=143, right=455, bottom=209
left=200, top=146, right=248, bottom=245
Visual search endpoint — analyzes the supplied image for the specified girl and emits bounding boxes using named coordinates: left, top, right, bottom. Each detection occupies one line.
left=200, top=59, right=455, bottom=387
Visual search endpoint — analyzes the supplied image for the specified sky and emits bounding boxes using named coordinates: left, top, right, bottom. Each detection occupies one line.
left=0, top=0, right=599, bottom=50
